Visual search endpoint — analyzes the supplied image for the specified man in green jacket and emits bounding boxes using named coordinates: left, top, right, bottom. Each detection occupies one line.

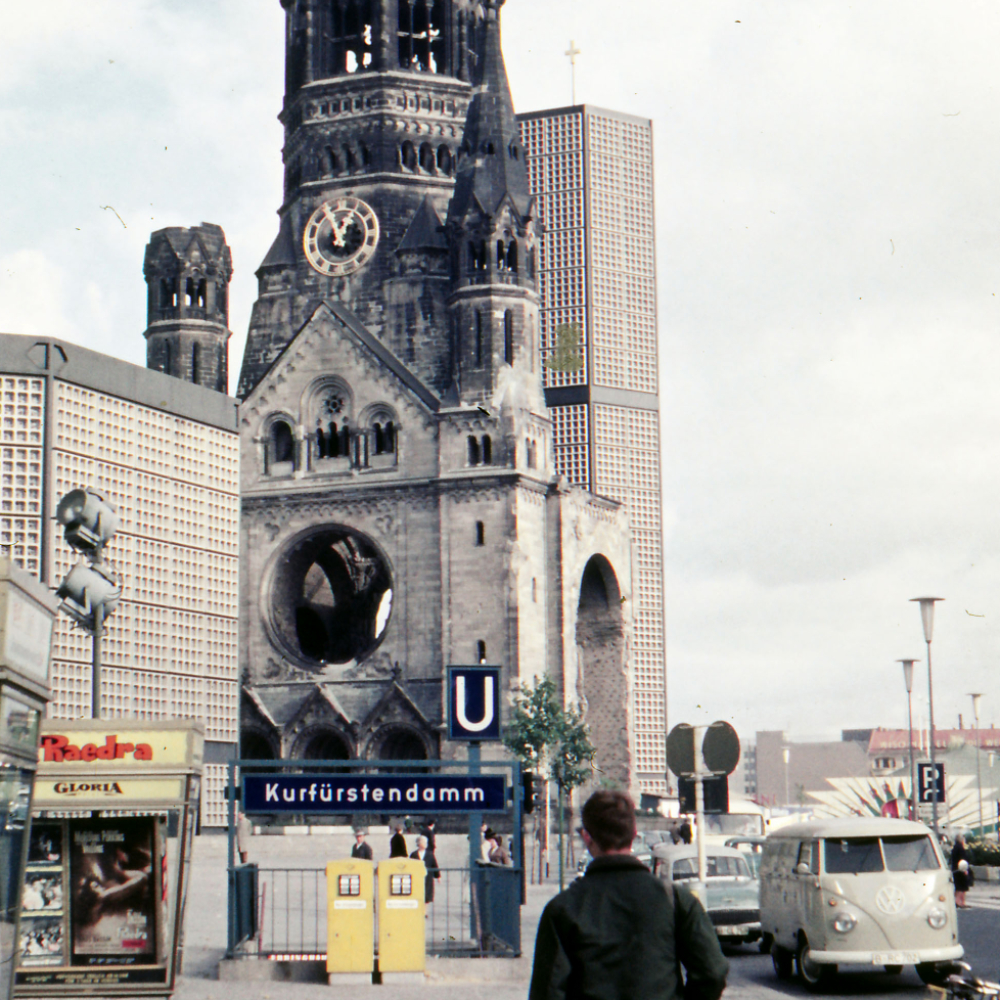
left=529, top=790, right=729, bottom=1000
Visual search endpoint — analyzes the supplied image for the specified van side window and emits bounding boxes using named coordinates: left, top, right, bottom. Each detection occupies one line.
left=810, top=840, right=820, bottom=875
left=824, top=837, right=884, bottom=874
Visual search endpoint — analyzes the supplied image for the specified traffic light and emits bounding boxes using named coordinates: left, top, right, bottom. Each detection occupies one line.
left=678, top=775, right=729, bottom=814
left=523, top=770, right=537, bottom=814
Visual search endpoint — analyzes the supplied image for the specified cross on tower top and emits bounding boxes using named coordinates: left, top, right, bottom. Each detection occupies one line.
left=565, top=39, right=581, bottom=104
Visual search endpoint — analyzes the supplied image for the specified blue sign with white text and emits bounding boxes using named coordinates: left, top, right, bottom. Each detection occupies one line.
left=242, top=773, right=508, bottom=814
left=447, top=665, right=502, bottom=741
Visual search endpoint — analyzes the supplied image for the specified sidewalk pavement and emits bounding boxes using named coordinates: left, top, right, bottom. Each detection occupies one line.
left=174, top=830, right=569, bottom=1000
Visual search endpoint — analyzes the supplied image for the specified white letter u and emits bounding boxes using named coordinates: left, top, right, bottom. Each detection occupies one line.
left=456, top=676, right=494, bottom=732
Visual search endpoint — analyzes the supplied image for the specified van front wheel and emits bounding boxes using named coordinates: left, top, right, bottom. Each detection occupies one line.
left=772, top=945, right=793, bottom=980
left=797, top=939, right=835, bottom=990
left=917, top=963, right=948, bottom=986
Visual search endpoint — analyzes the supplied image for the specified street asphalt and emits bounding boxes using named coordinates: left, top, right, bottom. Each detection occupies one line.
left=174, top=829, right=1000, bottom=1000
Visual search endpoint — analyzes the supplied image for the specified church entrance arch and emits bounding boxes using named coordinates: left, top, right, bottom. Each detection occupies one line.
left=298, top=727, right=352, bottom=761
left=576, top=555, right=628, bottom=786
left=368, top=725, right=429, bottom=761
left=266, top=524, right=393, bottom=668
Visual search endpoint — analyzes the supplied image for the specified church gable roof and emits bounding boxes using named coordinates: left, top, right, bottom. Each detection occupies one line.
left=397, top=196, right=448, bottom=253
left=241, top=299, right=442, bottom=418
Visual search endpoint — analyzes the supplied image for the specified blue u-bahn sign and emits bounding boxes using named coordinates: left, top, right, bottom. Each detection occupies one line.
left=447, top=665, right=501, bottom=741
left=242, top=773, right=507, bottom=814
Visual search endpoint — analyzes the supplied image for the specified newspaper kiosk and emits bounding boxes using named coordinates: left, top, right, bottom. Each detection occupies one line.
left=14, top=720, right=203, bottom=999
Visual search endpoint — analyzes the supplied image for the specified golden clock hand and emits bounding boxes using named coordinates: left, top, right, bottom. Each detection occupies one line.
left=321, top=204, right=348, bottom=247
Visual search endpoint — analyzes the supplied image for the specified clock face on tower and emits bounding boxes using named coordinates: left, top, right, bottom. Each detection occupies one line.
left=303, top=197, right=380, bottom=277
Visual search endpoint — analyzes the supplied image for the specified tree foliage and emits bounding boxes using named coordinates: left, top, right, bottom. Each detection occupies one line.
left=503, top=676, right=595, bottom=791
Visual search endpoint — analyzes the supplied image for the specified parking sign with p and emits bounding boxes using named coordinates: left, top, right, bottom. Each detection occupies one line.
left=447, top=666, right=501, bottom=741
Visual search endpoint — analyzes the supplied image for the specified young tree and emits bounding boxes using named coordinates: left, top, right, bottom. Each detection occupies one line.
left=504, top=677, right=595, bottom=888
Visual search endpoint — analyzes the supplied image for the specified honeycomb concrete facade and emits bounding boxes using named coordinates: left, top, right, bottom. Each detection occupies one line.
left=518, top=105, right=666, bottom=794
left=236, top=0, right=636, bottom=787
left=0, top=334, right=240, bottom=825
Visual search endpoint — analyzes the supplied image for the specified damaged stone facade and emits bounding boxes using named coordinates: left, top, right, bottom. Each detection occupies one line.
left=237, top=0, right=636, bottom=787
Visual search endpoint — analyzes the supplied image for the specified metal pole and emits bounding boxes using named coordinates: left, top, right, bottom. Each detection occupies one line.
left=91, top=603, right=102, bottom=719
left=926, top=636, right=939, bottom=836
left=912, top=598, right=943, bottom=838
left=907, top=687, right=917, bottom=820
left=971, top=694, right=984, bottom=838
left=694, top=725, right=706, bottom=883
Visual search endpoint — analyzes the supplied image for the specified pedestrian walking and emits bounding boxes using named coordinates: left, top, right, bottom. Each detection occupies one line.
left=410, top=835, right=441, bottom=903
left=389, top=823, right=408, bottom=858
left=952, top=834, right=972, bottom=908
left=423, top=818, right=437, bottom=853
left=351, top=829, right=373, bottom=860
left=529, top=789, right=728, bottom=1000
left=236, top=810, right=252, bottom=864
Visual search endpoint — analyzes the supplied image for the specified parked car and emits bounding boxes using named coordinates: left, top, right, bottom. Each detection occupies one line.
left=759, top=817, right=962, bottom=989
left=651, top=842, right=761, bottom=947
left=725, top=835, right=766, bottom=877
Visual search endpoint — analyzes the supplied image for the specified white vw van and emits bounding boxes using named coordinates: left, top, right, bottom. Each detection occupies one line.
left=759, top=817, right=962, bottom=989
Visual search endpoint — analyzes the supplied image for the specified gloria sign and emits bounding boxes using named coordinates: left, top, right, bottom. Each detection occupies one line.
left=243, top=774, right=507, bottom=813
left=447, top=665, right=501, bottom=741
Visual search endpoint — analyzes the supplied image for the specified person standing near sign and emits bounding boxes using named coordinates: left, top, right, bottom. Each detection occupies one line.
left=389, top=823, right=408, bottom=858
left=529, top=790, right=728, bottom=1000
left=351, top=830, right=373, bottom=860
left=410, top=835, right=440, bottom=903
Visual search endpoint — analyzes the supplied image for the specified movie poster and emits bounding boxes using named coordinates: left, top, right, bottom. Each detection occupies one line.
left=69, top=817, right=157, bottom=965
left=27, top=823, right=62, bottom=865
left=18, top=916, right=64, bottom=967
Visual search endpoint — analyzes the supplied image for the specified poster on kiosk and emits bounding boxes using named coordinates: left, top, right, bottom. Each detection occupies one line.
left=14, top=720, right=203, bottom=998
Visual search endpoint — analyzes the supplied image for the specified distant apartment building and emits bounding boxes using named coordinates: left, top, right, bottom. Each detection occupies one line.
left=0, top=334, right=239, bottom=825
left=518, top=105, right=666, bottom=793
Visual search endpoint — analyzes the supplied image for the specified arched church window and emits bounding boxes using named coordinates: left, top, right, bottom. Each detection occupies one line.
left=481, top=435, right=492, bottom=464
left=323, top=145, right=340, bottom=175
left=360, top=142, right=371, bottom=169
left=437, top=144, right=453, bottom=174
left=269, top=420, right=295, bottom=471
left=419, top=142, right=436, bottom=173
left=398, top=0, right=447, bottom=73
left=343, top=143, right=356, bottom=174
left=331, top=0, right=373, bottom=75
left=497, top=240, right=506, bottom=269
left=506, top=240, right=518, bottom=272
left=363, top=405, right=398, bottom=466
left=401, top=140, right=417, bottom=172
left=191, top=343, right=201, bottom=384
left=475, top=522, right=485, bottom=546
left=160, top=278, right=175, bottom=309
left=468, top=436, right=480, bottom=466
left=476, top=640, right=487, bottom=663
left=504, top=310, right=514, bottom=364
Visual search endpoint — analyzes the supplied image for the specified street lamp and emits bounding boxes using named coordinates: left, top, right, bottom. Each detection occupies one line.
left=898, top=659, right=919, bottom=821
left=911, top=596, right=944, bottom=836
left=54, top=489, right=121, bottom=719
left=970, top=693, right=984, bottom=839
left=782, top=746, right=790, bottom=806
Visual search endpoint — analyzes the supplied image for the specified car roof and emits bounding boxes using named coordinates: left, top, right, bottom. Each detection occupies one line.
left=766, top=817, right=932, bottom=839
left=651, top=842, right=748, bottom=861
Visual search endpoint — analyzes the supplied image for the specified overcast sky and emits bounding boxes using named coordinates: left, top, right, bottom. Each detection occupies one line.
left=3, top=1, right=1000, bottom=746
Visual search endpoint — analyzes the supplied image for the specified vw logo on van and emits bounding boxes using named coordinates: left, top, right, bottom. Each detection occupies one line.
left=876, top=885, right=906, bottom=914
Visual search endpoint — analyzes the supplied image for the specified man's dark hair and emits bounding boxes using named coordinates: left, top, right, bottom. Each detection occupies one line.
left=581, top=790, right=636, bottom=851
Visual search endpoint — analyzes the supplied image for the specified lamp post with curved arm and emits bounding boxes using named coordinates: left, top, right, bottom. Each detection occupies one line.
left=911, top=597, right=944, bottom=837
left=898, top=659, right=919, bottom=821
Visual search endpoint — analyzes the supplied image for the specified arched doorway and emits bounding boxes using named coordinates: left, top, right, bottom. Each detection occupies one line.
left=241, top=730, right=277, bottom=760
left=576, top=555, right=628, bottom=785
left=300, top=729, right=351, bottom=761
left=369, top=725, right=429, bottom=764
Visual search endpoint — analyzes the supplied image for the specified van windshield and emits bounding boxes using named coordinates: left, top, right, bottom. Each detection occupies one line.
left=882, top=835, right=940, bottom=871
left=824, top=837, right=883, bottom=873
left=823, top=835, right=941, bottom=874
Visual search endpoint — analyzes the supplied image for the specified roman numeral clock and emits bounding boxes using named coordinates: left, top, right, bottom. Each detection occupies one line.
left=303, top=196, right=380, bottom=277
